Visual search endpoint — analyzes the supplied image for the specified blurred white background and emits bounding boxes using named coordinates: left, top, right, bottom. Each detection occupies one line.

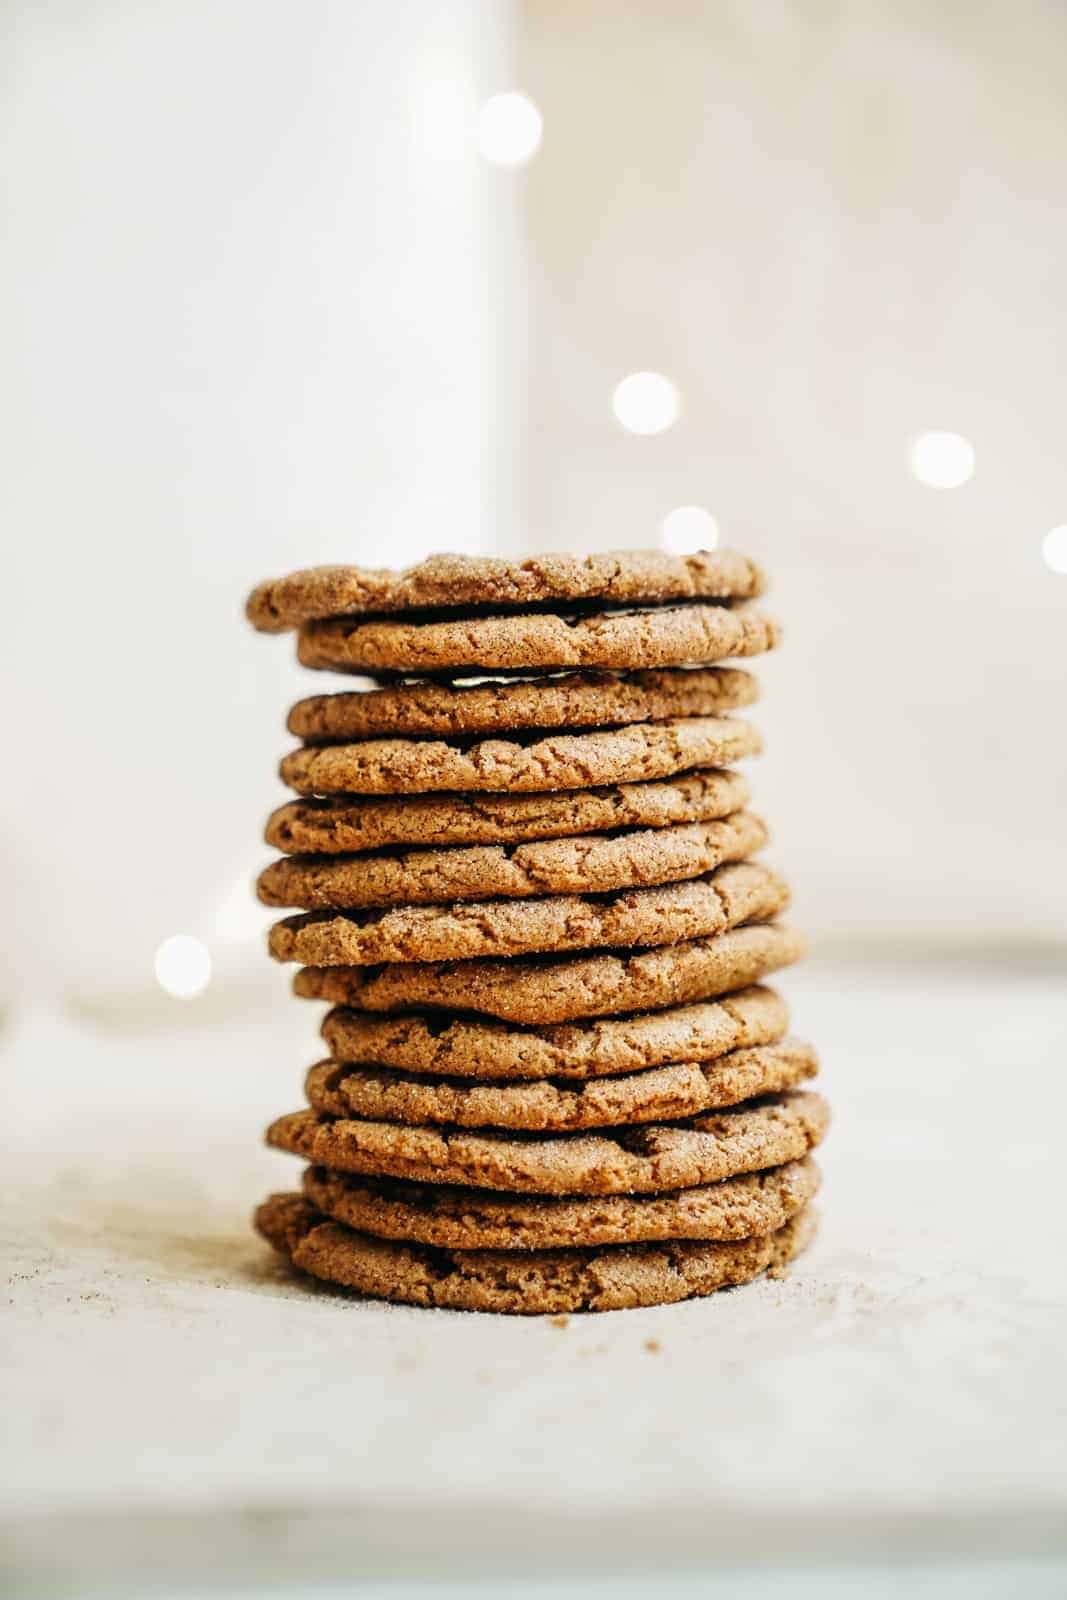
left=2, top=0, right=1065, bottom=1011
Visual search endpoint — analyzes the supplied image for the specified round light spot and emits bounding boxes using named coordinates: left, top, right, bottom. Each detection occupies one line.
left=1041, top=524, right=1067, bottom=575
left=477, top=92, right=542, bottom=166
left=909, top=431, right=976, bottom=489
left=661, top=505, right=719, bottom=554
left=154, top=934, right=212, bottom=999
left=612, top=372, right=681, bottom=436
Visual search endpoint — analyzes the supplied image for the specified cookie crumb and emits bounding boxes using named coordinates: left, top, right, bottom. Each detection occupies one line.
left=644, top=1337, right=661, bottom=1353
left=549, top=1314, right=570, bottom=1329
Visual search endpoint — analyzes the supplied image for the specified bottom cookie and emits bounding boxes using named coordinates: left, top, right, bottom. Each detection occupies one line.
left=255, top=1193, right=817, bottom=1314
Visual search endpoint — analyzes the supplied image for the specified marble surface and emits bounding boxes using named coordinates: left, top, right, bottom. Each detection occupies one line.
left=3, top=951, right=1066, bottom=1594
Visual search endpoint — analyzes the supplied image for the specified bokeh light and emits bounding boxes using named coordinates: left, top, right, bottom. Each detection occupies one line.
left=909, top=431, right=976, bottom=489
left=154, top=934, right=212, bottom=998
left=612, top=372, right=681, bottom=435
left=477, top=93, right=543, bottom=166
left=661, top=505, right=719, bottom=553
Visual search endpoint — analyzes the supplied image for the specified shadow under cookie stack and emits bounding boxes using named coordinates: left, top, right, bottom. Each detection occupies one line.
left=246, top=549, right=828, bottom=1315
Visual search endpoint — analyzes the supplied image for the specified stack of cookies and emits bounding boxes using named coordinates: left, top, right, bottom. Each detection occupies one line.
left=246, top=549, right=828, bottom=1315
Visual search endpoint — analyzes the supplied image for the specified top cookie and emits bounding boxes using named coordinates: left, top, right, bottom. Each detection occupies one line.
left=246, top=549, right=766, bottom=632
left=296, top=602, right=780, bottom=676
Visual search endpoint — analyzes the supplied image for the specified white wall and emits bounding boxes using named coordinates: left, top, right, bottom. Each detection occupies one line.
left=1, top=0, right=518, bottom=1000
left=519, top=0, right=1067, bottom=946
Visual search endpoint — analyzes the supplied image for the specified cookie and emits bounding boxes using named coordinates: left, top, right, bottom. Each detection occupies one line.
left=279, top=715, right=762, bottom=797
left=267, top=769, right=751, bottom=857
left=266, top=1088, right=830, bottom=1195
left=321, top=984, right=788, bottom=1081
left=268, top=861, right=788, bottom=968
left=304, top=1037, right=818, bottom=1131
left=246, top=549, right=766, bottom=632
left=302, top=1156, right=820, bottom=1251
left=257, top=810, right=767, bottom=910
left=288, top=667, right=758, bottom=741
left=295, top=922, right=806, bottom=1024
left=297, top=603, right=781, bottom=675
left=256, top=1192, right=816, bottom=1313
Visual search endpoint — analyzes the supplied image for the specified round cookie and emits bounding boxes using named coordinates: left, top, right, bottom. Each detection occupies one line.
left=256, top=1193, right=817, bottom=1314
left=257, top=811, right=767, bottom=910
left=321, top=984, right=788, bottom=1081
left=246, top=548, right=767, bottom=632
left=266, top=1088, right=830, bottom=1195
left=280, top=715, right=762, bottom=797
left=301, top=1156, right=820, bottom=1251
left=297, top=603, right=781, bottom=675
left=267, top=768, right=751, bottom=855
left=294, top=922, right=806, bottom=1024
left=304, top=1037, right=819, bottom=1131
left=288, top=667, right=757, bottom=741
left=268, top=861, right=788, bottom=968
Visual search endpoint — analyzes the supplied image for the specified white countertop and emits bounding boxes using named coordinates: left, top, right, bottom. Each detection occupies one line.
left=4, top=950, right=1066, bottom=1595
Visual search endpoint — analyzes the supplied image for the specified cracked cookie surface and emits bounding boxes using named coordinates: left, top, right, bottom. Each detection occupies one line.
left=268, top=861, right=788, bottom=967
left=294, top=921, right=806, bottom=1024
left=304, top=1037, right=818, bottom=1130
left=257, top=811, right=767, bottom=910
left=247, top=548, right=766, bottom=632
left=267, top=1088, right=830, bottom=1195
left=279, top=715, right=762, bottom=797
left=299, top=1156, right=820, bottom=1251
left=319, top=983, right=787, bottom=1080
left=297, top=603, right=780, bottom=675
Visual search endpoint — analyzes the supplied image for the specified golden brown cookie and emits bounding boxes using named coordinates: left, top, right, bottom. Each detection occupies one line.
left=267, top=769, right=751, bottom=856
left=320, top=984, right=788, bottom=1080
left=266, top=1089, right=830, bottom=1195
left=255, top=1192, right=817, bottom=1313
left=288, top=667, right=757, bottom=741
left=295, top=922, right=806, bottom=1024
left=297, top=603, right=781, bottom=676
left=257, top=811, right=767, bottom=910
left=304, top=1037, right=818, bottom=1131
left=301, top=1156, right=820, bottom=1251
left=279, top=715, right=762, bottom=797
left=268, top=861, right=787, bottom=968
left=246, top=549, right=766, bottom=632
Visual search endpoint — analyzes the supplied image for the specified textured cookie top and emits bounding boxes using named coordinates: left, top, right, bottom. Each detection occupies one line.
left=304, top=1037, right=818, bottom=1131
left=297, top=603, right=781, bottom=676
left=246, top=549, right=766, bottom=632
left=301, top=1156, right=820, bottom=1251
left=280, top=715, right=762, bottom=796
left=257, top=811, right=767, bottom=910
left=268, top=860, right=788, bottom=968
left=287, top=666, right=757, bottom=741
left=254, top=1194, right=817, bottom=1314
left=266, top=1088, right=830, bottom=1195
left=321, top=984, right=788, bottom=1080
left=294, top=921, right=806, bottom=1024
left=266, top=769, right=751, bottom=856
